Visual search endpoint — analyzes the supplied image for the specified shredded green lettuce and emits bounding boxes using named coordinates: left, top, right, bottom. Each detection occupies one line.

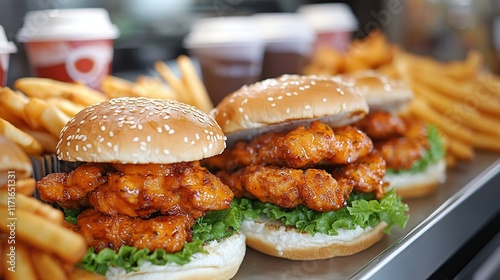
left=77, top=206, right=242, bottom=275
left=233, top=189, right=409, bottom=236
left=387, top=124, right=445, bottom=174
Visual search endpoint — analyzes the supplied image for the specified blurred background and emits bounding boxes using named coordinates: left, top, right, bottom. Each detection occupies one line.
left=1, top=0, right=499, bottom=86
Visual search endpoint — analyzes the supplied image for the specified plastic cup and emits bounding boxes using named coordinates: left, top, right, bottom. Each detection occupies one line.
left=17, top=8, right=119, bottom=89
left=298, top=3, right=358, bottom=53
left=253, top=13, right=315, bottom=79
left=184, top=16, right=265, bottom=106
left=0, top=26, right=17, bottom=86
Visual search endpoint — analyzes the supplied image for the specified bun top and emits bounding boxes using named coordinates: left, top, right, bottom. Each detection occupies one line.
left=212, top=75, right=368, bottom=144
left=341, top=71, right=413, bottom=112
left=57, top=97, right=226, bottom=164
left=0, top=135, right=32, bottom=186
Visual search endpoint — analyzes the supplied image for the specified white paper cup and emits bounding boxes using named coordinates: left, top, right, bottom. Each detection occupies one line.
left=253, top=13, right=315, bottom=79
left=184, top=16, right=265, bottom=105
left=0, top=26, right=17, bottom=87
left=17, top=8, right=119, bottom=89
left=298, top=3, right=358, bottom=52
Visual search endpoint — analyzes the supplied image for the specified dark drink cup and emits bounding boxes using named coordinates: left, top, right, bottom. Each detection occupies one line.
left=184, top=17, right=265, bottom=106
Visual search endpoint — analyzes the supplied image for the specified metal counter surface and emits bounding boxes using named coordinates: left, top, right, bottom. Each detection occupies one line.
left=232, top=152, right=500, bottom=280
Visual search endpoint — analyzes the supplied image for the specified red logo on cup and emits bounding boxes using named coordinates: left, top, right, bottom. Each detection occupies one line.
left=65, top=43, right=112, bottom=88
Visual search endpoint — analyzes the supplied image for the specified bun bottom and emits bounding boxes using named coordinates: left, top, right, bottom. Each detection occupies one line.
left=384, top=159, right=446, bottom=199
left=107, top=233, right=246, bottom=280
left=241, top=219, right=388, bottom=260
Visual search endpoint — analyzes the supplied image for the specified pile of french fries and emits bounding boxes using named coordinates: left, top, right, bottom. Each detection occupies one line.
left=304, top=31, right=500, bottom=167
left=0, top=190, right=88, bottom=279
left=0, top=55, right=213, bottom=155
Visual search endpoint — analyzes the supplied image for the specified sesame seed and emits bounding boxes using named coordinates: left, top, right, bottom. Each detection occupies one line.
left=169, top=130, right=174, bottom=135
left=163, top=149, right=170, bottom=155
left=75, top=145, right=79, bottom=152
left=195, top=133, right=200, bottom=140
left=133, top=137, right=139, bottom=142
left=82, top=146, right=87, bottom=152
left=146, top=135, right=152, bottom=142
left=101, top=125, right=106, bottom=131
left=286, top=108, right=291, bottom=114
left=322, top=98, right=327, bottom=103
left=109, top=131, right=114, bottom=137
left=113, top=145, right=119, bottom=153
left=184, top=137, right=189, bottom=143
left=305, top=105, right=311, bottom=110
left=157, top=127, right=162, bottom=133
left=267, top=97, right=274, bottom=101
left=107, top=142, right=113, bottom=148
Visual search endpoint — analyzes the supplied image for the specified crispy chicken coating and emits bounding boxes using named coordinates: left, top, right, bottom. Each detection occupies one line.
left=36, top=162, right=234, bottom=219
left=331, top=151, right=386, bottom=199
left=218, top=166, right=353, bottom=212
left=353, top=111, right=406, bottom=140
left=230, top=121, right=373, bottom=169
left=353, top=112, right=430, bottom=170
left=76, top=209, right=194, bottom=253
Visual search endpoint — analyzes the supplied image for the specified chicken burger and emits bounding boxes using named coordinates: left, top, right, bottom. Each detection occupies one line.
left=207, top=75, right=409, bottom=260
left=36, top=97, right=245, bottom=279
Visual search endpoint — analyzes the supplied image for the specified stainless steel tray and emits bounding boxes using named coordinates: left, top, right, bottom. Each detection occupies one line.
left=233, top=152, right=500, bottom=280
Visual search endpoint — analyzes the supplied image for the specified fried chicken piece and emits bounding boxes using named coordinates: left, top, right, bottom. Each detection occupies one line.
left=89, top=161, right=233, bottom=219
left=353, top=111, right=406, bottom=140
left=332, top=151, right=386, bottom=199
left=36, top=164, right=107, bottom=207
left=375, top=119, right=429, bottom=170
left=218, top=166, right=353, bottom=212
left=76, top=209, right=194, bottom=253
left=231, top=121, right=373, bottom=169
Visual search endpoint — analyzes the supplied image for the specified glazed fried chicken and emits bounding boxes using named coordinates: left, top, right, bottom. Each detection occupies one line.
left=230, top=121, right=373, bottom=169
left=353, top=112, right=430, bottom=171
left=218, top=166, right=353, bottom=211
left=211, top=121, right=387, bottom=212
left=76, top=209, right=194, bottom=253
left=332, top=151, right=386, bottom=199
left=36, top=161, right=234, bottom=219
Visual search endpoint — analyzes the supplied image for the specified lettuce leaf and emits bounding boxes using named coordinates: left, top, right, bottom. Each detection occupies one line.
left=387, top=124, right=445, bottom=174
left=233, top=189, right=409, bottom=236
left=78, top=206, right=242, bottom=275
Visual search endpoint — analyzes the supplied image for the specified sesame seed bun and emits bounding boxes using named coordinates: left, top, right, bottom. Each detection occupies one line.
left=341, top=70, right=413, bottom=113
left=56, top=97, right=226, bottom=164
left=0, top=135, right=33, bottom=187
left=212, top=75, right=368, bottom=145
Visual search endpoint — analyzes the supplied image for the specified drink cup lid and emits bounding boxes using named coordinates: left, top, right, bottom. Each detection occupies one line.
left=17, top=8, right=119, bottom=42
left=252, top=13, right=315, bottom=43
left=184, top=16, right=264, bottom=48
left=0, top=26, right=17, bottom=53
left=297, top=3, right=358, bottom=32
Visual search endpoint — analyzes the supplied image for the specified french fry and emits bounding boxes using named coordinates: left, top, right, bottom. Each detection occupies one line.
left=13, top=178, right=36, bottom=196
left=5, top=242, right=38, bottom=280
left=155, top=61, right=193, bottom=104
left=407, top=99, right=474, bottom=145
left=0, top=87, right=29, bottom=123
left=177, top=55, right=214, bottom=112
left=48, top=98, right=85, bottom=118
left=0, top=207, right=87, bottom=264
left=100, top=75, right=136, bottom=98
left=0, top=118, right=43, bottom=155
left=15, top=77, right=107, bottom=107
left=21, top=128, right=59, bottom=154
left=471, top=131, right=500, bottom=152
left=446, top=137, right=475, bottom=161
left=31, top=250, right=68, bottom=280
left=0, top=192, right=64, bottom=223
left=135, top=76, right=180, bottom=101
left=412, top=71, right=500, bottom=118
left=39, top=105, right=70, bottom=138
left=23, top=97, right=49, bottom=130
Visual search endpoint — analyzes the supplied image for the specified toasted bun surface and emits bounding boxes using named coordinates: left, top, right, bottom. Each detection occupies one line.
left=341, top=70, right=413, bottom=112
left=0, top=135, right=32, bottom=186
left=384, top=159, right=446, bottom=199
left=241, top=219, right=387, bottom=260
left=57, top=97, right=226, bottom=164
left=107, top=233, right=246, bottom=280
left=212, top=75, right=368, bottom=144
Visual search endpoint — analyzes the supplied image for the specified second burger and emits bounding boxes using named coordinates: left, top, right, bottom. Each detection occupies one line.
left=208, top=75, right=409, bottom=260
